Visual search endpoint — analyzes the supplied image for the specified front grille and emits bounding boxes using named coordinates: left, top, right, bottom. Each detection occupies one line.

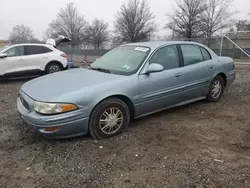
left=20, top=96, right=30, bottom=110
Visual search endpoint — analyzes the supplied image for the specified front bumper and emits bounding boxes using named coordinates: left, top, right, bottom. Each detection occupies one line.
left=17, top=91, right=90, bottom=139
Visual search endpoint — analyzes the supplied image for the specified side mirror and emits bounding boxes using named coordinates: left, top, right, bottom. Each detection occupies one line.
left=145, top=63, right=164, bottom=74
left=0, top=53, right=7, bottom=58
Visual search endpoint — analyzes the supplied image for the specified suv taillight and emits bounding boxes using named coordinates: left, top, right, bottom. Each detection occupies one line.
left=60, top=53, right=67, bottom=58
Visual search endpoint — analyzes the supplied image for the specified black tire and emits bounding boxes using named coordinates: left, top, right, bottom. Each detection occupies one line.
left=0, top=76, right=8, bottom=83
left=45, top=62, right=63, bottom=74
left=89, top=98, right=130, bottom=140
left=206, top=75, right=225, bottom=102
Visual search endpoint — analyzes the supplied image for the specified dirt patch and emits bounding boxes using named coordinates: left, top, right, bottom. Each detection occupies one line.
left=0, top=68, right=250, bottom=188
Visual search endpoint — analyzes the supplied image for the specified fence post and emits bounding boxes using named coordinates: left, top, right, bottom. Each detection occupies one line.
left=220, top=35, right=224, bottom=56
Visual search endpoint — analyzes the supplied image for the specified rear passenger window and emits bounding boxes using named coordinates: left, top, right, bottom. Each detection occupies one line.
left=24, top=46, right=52, bottom=55
left=180, top=45, right=203, bottom=66
left=200, top=47, right=211, bottom=61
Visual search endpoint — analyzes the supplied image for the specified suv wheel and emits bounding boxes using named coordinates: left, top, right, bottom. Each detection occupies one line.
left=45, top=63, right=63, bottom=74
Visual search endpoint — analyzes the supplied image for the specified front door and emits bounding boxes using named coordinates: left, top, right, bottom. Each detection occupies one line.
left=0, top=46, right=25, bottom=76
left=136, top=45, right=184, bottom=116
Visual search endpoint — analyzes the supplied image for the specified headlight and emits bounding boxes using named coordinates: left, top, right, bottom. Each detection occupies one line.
left=34, top=101, right=78, bottom=115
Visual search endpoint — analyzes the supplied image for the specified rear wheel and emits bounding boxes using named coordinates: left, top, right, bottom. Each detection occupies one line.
left=206, top=75, right=225, bottom=102
left=45, top=62, right=63, bottom=74
left=89, top=98, right=130, bottom=140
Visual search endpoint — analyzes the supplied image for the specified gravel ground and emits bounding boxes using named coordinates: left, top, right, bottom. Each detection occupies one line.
left=0, top=65, right=250, bottom=188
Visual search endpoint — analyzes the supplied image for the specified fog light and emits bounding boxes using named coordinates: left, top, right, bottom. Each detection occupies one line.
left=44, top=127, right=61, bottom=132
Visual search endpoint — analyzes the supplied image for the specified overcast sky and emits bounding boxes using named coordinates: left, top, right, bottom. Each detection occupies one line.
left=0, top=0, right=249, bottom=40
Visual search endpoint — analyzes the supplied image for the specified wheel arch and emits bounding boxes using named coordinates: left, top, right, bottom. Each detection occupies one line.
left=217, top=72, right=227, bottom=86
left=90, top=94, right=136, bottom=120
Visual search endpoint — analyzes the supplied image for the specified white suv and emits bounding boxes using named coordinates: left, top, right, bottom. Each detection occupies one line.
left=0, top=36, right=70, bottom=79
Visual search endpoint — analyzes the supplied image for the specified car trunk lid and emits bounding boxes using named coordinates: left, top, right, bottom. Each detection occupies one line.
left=46, top=35, right=71, bottom=48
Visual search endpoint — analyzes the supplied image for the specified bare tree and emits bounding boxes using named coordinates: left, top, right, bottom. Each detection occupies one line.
left=85, top=19, right=110, bottom=49
left=9, top=25, right=34, bottom=44
left=111, top=36, right=124, bottom=48
left=43, top=28, right=58, bottom=41
left=48, top=2, right=86, bottom=49
left=166, top=0, right=206, bottom=39
left=150, top=34, right=176, bottom=41
left=236, top=20, right=250, bottom=31
left=29, top=38, right=42, bottom=44
left=114, top=0, right=156, bottom=43
left=199, top=0, right=236, bottom=40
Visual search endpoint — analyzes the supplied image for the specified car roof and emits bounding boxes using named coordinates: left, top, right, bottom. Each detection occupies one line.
left=123, top=41, right=207, bottom=50
left=6, top=43, right=53, bottom=48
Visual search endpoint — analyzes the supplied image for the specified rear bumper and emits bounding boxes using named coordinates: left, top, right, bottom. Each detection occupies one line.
left=226, top=69, right=236, bottom=86
left=17, top=94, right=90, bottom=139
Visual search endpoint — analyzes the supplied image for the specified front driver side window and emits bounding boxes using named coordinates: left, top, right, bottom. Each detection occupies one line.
left=5, top=46, right=24, bottom=57
left=149, top=45, right=180, bottom=70
left=5, top=48, right=16, bottom=57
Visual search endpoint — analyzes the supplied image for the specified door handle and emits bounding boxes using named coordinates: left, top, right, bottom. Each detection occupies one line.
left=175, top=73, right=182, bottom=77
left=209, top=66, right=215, bottom=69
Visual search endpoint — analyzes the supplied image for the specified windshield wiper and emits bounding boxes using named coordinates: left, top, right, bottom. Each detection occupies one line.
left=91, top=67, right=111, bottom=73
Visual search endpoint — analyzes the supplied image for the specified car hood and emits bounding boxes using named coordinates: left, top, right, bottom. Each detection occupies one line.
left=21, top=68, right=125, bottom=102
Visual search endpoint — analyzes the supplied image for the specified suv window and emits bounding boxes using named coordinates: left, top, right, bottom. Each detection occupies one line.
left=180, top=44, right=203, bottom=66
left=5, top=46, right=24, bottom=57
left=149, top=45, right=180, bottom=70
left=200, top=47, right=211, bottom=61
left=24, top=46, right=52, bottom=55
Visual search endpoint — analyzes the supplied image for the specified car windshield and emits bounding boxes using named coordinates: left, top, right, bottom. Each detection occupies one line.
left=90, top=46, right=150, bottom=75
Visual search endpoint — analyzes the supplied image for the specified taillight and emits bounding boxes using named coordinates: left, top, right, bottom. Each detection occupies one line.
left=60, top=53, right=67, bottom=58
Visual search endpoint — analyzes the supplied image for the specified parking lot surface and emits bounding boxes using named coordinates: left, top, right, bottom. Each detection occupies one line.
left=0, top=66, right=250, bottom=188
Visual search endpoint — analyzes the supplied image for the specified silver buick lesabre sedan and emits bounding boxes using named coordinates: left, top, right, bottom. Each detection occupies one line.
left=17, top=41, right=236, bottom=140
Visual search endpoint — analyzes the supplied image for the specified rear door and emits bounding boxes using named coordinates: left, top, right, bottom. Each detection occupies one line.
left=23, top=45, right=53, bottom=71
left=180, top=44, right=216, bottom=101
left=137, top=45, right=184, bottom=116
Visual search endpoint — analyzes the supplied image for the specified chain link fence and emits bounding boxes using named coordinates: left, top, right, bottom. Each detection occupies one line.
left=58, top=33, right=250, bottom=64
left=166, top=35, right=250, bottom=59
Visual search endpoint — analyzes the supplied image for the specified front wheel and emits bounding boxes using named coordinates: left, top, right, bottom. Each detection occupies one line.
left=89, top=98, right=130, bottom=140
left=0, top=76, right=8, bottom=83
left=206, top=75, right=225, bottom=102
